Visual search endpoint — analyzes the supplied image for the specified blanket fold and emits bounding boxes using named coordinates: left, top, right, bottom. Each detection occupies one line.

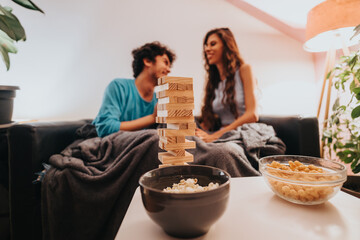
left=42, top=130, right=160, bottom=240
left=42, top=123, right=285, bottom=240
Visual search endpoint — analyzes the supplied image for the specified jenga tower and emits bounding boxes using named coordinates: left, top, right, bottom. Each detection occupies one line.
left=155, top=76, right=196, bottom=168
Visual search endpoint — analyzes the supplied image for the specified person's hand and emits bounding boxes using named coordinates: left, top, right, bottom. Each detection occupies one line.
left=152, top=104, right=158, bottom=118
left=195, top=128, right=209, bottom=140
left=195, top=128, right=222, bottom=143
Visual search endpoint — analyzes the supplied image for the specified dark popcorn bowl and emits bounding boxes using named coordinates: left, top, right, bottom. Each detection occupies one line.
left=259, top=155, right=347, bottom=205
left=139, top=165, right=231, bottom=238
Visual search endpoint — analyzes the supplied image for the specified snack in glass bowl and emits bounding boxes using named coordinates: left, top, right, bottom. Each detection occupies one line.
left=259, top=155, right=347, bottom=205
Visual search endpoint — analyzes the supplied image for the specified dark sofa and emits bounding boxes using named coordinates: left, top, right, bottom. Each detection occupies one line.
left=4, top=115, right=320, bottom=240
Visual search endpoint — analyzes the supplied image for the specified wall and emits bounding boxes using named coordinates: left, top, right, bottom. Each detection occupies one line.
left=0, top=0, right=316, bottom=121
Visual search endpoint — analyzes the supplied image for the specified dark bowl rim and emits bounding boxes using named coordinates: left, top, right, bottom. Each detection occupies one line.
left=139, top=165, right=231, bottom=195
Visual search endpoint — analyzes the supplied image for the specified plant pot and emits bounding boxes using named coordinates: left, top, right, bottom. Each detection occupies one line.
left=341, top=175, right=360, bottom=198
left=0, top=86, right=19, bottom=125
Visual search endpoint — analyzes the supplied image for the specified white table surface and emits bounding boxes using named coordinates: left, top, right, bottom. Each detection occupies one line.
left=115, top=176, right=360, bottom=240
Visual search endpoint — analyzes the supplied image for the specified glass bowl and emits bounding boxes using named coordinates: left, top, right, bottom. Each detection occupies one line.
left=139, top=165, right=230, bottom=238
left=259, top=155, right=347, bottom=205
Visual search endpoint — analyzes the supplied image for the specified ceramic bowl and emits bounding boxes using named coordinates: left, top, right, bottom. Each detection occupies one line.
left=259, top=155, right=347, bottom=205
left=139, top=165, right=230, bottom=238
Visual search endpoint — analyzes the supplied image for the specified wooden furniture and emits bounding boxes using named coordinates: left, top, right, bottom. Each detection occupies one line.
left=116, top=176, right=360, bottom=240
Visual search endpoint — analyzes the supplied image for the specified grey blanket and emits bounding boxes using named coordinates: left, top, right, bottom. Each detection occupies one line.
left=42, top=130, right=160, bottom=240
left=41, top=123, right=285, bottom=240
left=189, top=123, right=286, bottom=177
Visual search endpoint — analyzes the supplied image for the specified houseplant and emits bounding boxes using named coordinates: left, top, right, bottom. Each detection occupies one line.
left=0, top=0, right=43, bottom=124
left=322, top=25, right=360, bottom=197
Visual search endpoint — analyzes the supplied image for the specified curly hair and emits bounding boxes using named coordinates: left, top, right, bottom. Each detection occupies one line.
left=200, top=28, right=245, bottom=131
left=131, top=41, right=176, bottom=78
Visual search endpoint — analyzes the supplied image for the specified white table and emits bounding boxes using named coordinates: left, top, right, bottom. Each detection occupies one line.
left=116, top=176, right=360, bottom=240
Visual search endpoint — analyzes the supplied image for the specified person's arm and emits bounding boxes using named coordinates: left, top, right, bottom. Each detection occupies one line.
left=201, top=64, right=258, bottom=142
left=94, top=80, right=157, bottom=136
left=119, top=104, right=157, bottom=131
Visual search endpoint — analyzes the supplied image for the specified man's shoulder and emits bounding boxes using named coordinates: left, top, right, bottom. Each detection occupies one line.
left=108, top=78, right=135, bottom=89
left=110, top=78, right=135, bottom=85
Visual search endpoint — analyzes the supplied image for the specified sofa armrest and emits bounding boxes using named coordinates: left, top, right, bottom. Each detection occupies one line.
left=259, top=115, right=320, bottom=157
left=8, top=119, right=91, bottom=240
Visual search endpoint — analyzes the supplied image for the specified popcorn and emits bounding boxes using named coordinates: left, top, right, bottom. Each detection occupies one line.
left=163, top=178, right=219, bottom=193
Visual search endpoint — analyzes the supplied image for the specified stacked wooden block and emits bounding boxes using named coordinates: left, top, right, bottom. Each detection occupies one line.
left=155, top=76, right=196, bottom=167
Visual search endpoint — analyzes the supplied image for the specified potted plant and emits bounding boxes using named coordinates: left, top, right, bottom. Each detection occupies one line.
left=322, top=25, right=360, bottom=198
left=0, top=0, right=43, bottom=124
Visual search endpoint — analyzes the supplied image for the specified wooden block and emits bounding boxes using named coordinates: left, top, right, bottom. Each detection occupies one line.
left=164, top=136, right=177, bottom=144
left=159, top=138, right=196, bottom=150
left=158, top=97, right=170, bottom=104
left=154, top=83, right=169, bottom=93
left=157, top=96, right=194, bottom=104
left=157, top=109, right=193, bottom=118
left=176, top=136, right=185, bottom=143
left=158, top=76, right=193, bottom=85
left=157, top=103, right=194, bottom=111
left=174, top=96, right=194, bottom=103
left=157, top=128, right=195, bottom=137
left=168, top=149, right=186, bottom=156
left=158, top=151, right=194, bottom=164
left=167, top=122, right=196, bottom=130
left=159, top=136, right=186, bottom=144
left=156, top=116, right=194, bottom=124
left=156, top=82, right=193, bottom=92
left=177, top=83, right=193, bottom=91
left=168, top=83, right=193, bottom=91
left=156, top=90, right=194, bottom=99
left=159, top=162, right=189, bottom=168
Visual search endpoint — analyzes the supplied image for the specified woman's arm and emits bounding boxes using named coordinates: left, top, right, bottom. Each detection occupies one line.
left=201, top=64, right=258, bottom=142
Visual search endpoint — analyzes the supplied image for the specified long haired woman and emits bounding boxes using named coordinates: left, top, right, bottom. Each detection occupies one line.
left=196, top=27, right=258, bottom=142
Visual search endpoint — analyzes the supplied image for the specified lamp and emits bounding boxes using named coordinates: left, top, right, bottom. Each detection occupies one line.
left=304, top=0, right=360, bottom=156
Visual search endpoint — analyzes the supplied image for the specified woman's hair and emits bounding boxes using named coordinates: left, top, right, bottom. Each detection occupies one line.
left=131, top=41, right=176, bottom=78
left=200, top=27, right=245, bottom=131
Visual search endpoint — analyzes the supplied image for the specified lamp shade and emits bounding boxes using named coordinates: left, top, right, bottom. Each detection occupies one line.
left=304, top=0, right=360, bottom=52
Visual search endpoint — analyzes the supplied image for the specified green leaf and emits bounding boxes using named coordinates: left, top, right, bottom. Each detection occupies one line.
left=323, top=130, right=332, bottom=138
left=337, top=150, right=356, bottom=163
left=348, top=55, right=358, bottom=70
left=332, top=97, right=340, bottom=111
left=0, top=29, right=17, bottom=70
left=0, top=5, right=26, bottom=41
left=0, top=44, right=10, bottom=70
left=351, top=24, right=360, bottom=40
left=0, top=30, right=17, bottom=53
left=352, top=162, right=360, bottom=174
left=326, top=70, right=332, bottom=79
left=353, top=87, right=360, bottom=94
left=344, top=142, right=356, bottom=148
left=335, top=141, right=344, bottom=149
left=355, top=69, right=360, bottom=84
left=351, top=105, right=360, bottom=119
left=0, top=5, right=20, bottom=20
left=350, top=80, right=356, bottom=92
left=356, top=93, right=360, bottom=101
left=351, top=157, right=359, bottom=169
left=11, top=0, right=44, bottom=13
left=339, top=105, right=346, bottom=111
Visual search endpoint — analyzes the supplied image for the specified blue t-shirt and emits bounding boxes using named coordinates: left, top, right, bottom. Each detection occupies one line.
left=212, top=69, right=246, bottom=126
left=93, top=78, right=157, bottom=137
